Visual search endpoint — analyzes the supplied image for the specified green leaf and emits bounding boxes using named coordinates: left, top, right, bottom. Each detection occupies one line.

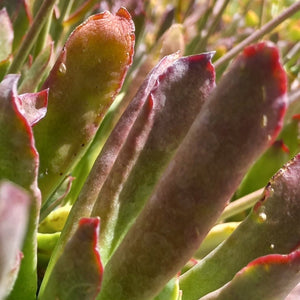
left=0, top=74, right=41, bottom=300
left=0, top=181, right=30, bottom=299
left=34, top=8, right=135, bottom=204
left=199, top=250, right=300, bottom=300
left=40, top=218, right=103, bottom=300
left=97, top=42, right=287, bottom=300
left=180, top=153, right=300, bottom=300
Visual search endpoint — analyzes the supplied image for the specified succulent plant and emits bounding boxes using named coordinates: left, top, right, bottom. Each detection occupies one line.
left=1, top=1, right=300, bottom=300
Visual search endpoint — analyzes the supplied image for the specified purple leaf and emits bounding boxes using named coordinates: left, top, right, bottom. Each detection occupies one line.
left=41, top=218, right=103, bottom=300
left=180, top=152, right=300, bottom=300
left=41, top=53, right=179, bottom=284
left=91, top=52, right=215, bottom=263
left=97, top=42, right=287, bottom=300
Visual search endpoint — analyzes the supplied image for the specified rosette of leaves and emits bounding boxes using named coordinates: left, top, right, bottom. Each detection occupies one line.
left=1, top=1, right=300, bottom=300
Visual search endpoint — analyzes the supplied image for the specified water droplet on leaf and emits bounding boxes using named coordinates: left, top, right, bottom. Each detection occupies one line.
left=58, top=63, right=67, bottom=74
left=257, top=212, right=267, bottom=223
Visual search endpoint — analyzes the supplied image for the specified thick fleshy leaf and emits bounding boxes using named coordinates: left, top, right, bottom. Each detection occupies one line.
left=180, top=153, right=300, bottom=300
left=59, top=22, right=185, bottom=215
left=200, top=250, right=300, bottom=300
left=34, top=8, right=135, bottom=203
left=97, top=42, right=287, bottom=300
left=0, top=74, right=38, bottom=188
left=39, top=53, right=179, bottom=292
left=0, top=8, right=13, bottom=61
left=91, top=53, right=215, bottom=263
left=0, top=74, right=41, bottom=300
left=40, top=218, right=103, bottom=300
left=0, top=181, right=29, bottom=299
left=124, top=23, right=185, bottom=110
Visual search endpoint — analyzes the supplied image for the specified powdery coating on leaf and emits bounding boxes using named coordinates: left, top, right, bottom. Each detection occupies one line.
left=180, top=153, right=300, bottom=300
left=38, top=53, right=179, bottom=297
left=92, top=52, right=216, bottom=263
left=98, top=42, right=287, bottom=300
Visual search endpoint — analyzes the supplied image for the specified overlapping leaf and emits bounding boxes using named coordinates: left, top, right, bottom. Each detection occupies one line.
left=200, top=250, right=300, bottom=300
left=180, top=153, right=300, bottom=300
left=41, top=53, right=180, bottom=289
left=97, top=42, right=287, bottom=300
left=91, top=52, right=216, bottom=263
left=40, top=218, right=103, bottom=300
left=0, top=74, right=42, bottom=299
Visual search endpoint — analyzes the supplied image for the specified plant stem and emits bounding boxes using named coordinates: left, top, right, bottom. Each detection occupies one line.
left=217, top=188, right=264, bottom=222
left=7, top=0, right=56, bottom=74
left=215, top=0, right=300, bottom=70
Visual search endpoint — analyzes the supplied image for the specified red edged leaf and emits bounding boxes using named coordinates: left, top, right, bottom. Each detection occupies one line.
left=91, top=52, right=215, bottom=263
left=199, top=250, right=300, bottom=300
left=180, top=153, right=300, bottom=300
left=97, top=42, right=287, bottom=300
left=0, top=74, right=41, bottom=300
left=0, top=74, right=39, bottom=190
left=41, top=53, right=179, bottom=287
left=0, top=181, right=29, bottom=299
left=41, top=218, right=103, bottom=300
left=34, top=8, right=135, bottom=203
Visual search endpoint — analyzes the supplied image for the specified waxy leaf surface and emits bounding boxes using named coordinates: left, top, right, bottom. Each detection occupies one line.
left=40, top=218, right=103, bottom=300
left=200, top=250, right=300, bottom=300
left=91, top=52, right=215, bottom=263
left=180, top=153, right=300, bottom=300
left=0, top=181, right=29, bottom=299
left=0, top=74, right=41, bottom=300
left=40, top=53, right=179, bottom=291
left=97, top=42, right=287, bottom=300
left=34, top=8, right=135, bottom=203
